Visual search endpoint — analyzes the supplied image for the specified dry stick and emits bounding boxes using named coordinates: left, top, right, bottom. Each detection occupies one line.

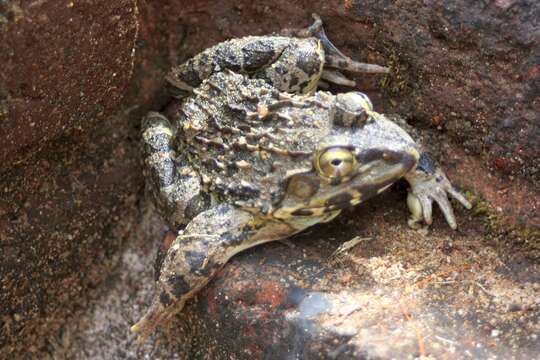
left=400, top=301, right=427, bottom=358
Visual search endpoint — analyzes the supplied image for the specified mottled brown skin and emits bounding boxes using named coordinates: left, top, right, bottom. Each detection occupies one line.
left=134, top=75, right=470, bottom=341
left=132, top=17, right=471, bottom=342
left=166, top=14, right=389, bottom=99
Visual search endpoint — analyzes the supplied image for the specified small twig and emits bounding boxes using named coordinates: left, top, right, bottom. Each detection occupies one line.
left=469, top=280, right=496, bottom=298
left=434, top=335, right=458, bottom=345
left=414, top=264, right=473, bottom=289
left=330, top=236, right=371, bottom=259
left=175, top=234, right=219, bottom=239
left=400, top=302, right=427, bottom=357
left=430, top=280, right=458, bottom=285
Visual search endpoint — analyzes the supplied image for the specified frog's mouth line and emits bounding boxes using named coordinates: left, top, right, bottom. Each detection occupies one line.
left=273, top=159, right=415, bottom=219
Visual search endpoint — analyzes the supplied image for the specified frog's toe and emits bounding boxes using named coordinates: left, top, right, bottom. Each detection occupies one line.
left=432, top=190, right=457, bottom=230
left=447, top=186, right=472, bottom=210
left=406, top=191, right=432, bottom=229
left=321, top=69, right=356, bottom=87
left=419, top=193, right=433, bottom=225
left=314, top=25, right=389, bottom=74
left=281, top=13, right=323, bottom=38
left=131, top=297, right=172, bottom=343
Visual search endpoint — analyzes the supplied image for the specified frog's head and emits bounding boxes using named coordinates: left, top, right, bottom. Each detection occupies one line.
left=273, top=92, right=420, bottom=221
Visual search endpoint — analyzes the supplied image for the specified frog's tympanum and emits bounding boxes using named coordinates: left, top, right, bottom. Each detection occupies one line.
left=132, top=15, right=471, bottom=341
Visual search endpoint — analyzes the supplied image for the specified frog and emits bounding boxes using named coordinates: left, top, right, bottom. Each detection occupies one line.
left=132, top=16, right=471, bottom=342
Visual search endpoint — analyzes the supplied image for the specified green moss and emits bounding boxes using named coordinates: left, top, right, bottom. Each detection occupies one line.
left=379, top=51, right=412, bottom=96
left=468, top=191, right=540, bottom=257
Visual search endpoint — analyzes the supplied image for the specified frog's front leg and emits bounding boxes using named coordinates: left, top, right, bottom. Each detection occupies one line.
left=141, top=112, right=208, bottom=227
left=405, top=152, right=472, bottom=230
left=364, top=111, right=472, bottom=230
left=131, top=204, right=300, bottom=341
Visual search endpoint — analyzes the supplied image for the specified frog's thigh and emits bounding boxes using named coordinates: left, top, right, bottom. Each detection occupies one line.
left=167, top=37, right=286, bottom=97
left=141, top=112, right=205, bottom=227
left=131, top=204, right=298, bottom=340
left=257, top=38, right=324, bottom=94
left=161, top=204, right=298, bottom=298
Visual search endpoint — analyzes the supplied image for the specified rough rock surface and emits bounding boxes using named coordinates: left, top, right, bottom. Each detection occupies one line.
left=0, top=0, right=138, bottom=164
left=0, top=0, right=140, bottom=356
left=0, top=0, right=538, bottom=359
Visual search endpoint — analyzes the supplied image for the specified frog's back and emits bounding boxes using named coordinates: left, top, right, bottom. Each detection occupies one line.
left=176, top=71, right=334, bottom=211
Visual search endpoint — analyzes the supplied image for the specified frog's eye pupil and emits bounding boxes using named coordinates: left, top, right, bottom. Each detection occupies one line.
left=317, top=148, right=355, bottom=178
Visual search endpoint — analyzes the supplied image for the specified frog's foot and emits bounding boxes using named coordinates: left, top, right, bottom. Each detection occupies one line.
left=131, top=204, right=298, bottom=342
left=406, top=168, right=472, bottom=230
left=321, top=69, right=356, bottom=87
left=131, top=298, right=181, bottom=343
left=294, top=13, right=391, bottom=78
left=281, top=13, right=389, bottom=79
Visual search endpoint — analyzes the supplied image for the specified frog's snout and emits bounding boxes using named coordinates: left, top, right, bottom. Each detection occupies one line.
left=347, top=148, right=418, bottom=198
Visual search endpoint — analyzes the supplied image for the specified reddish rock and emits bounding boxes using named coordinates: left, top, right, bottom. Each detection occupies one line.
left=0, top=0, right=140, bottom=356
left=0, top=115, right=140, bottom=356
left=181, top=205, right=539, bottom=359
left=0, top=0, right=138, bottom=165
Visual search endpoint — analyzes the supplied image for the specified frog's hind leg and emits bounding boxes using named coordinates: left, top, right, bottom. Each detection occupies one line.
left=141, top=112, right=207, bottom=227
left=131, top=204, right=300, bottom=342
left=314, top=16, right=389, bottom=76
left=324, top=53, right=389, bottom=74
left=166, top=37, right=288, bottom=99
left=253, top=36, right=326, bottom=95
left=284, top=13, right=389, bottom=86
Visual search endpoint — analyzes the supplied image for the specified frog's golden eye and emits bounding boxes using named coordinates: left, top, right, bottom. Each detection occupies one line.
left=317, top=147, right=355, bottom=178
